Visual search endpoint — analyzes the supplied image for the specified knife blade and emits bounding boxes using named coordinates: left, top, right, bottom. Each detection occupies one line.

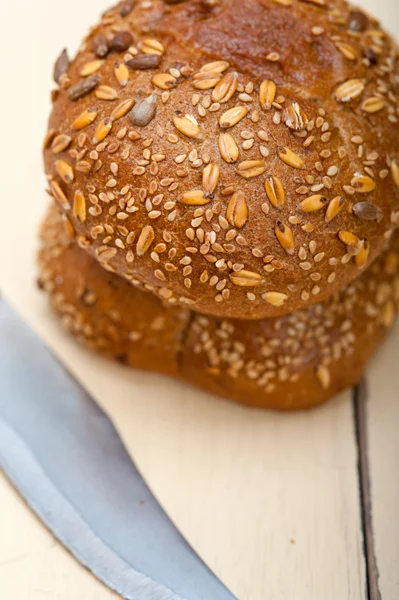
left=0, top=299, right=236, bottom=600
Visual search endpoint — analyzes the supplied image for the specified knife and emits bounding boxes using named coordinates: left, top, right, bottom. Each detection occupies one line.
left=0, top=299, right=236, bottom=600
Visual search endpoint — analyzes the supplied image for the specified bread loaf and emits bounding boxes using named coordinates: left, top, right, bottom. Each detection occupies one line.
left=39, top=204, right=399, bottom=410
left=43, top=0, right=399, bottom=320
left=38, top=205, right=190, bottom=376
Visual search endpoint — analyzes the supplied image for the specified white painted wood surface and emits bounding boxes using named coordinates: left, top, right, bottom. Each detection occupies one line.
left=0, top=1, right=397, bottom=599
left=366, top=324, right=399, bottom=600
left=0, top=472, right=119, bottom=600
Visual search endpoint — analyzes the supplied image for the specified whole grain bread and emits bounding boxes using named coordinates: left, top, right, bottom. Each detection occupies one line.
left=39, top=204, right=399, bottom=411
left=43, top=0, right=399, bottom=319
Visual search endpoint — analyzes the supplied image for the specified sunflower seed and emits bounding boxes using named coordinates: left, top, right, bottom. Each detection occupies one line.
left=265, top=176, right=285, bottom=208
left=212, top=71, right=238, bottom=103
left=111, top=31, right=134, bottom=53
left=126, top=54, right=161, bottom=70
left=349, top=10, right=369, bottom=32
left=173, top=113, right=200, bottom=138
left=229, top=270, right=262, bottom=287
left=55, top=160, right=74, bottom=183
left=129, top=94, right=157, bottom=127
left=259, top=80, right=276, bottom=110
left=54, top=49, right=69, bottom=84
left=51, top=134, right=72, bottom=154
left=351, top=175, right=376, bottom=193
left=120, top=0, right=135, bottom=16
left=335, top=79, right=365, bottom=102
left=202, top=164, right=220, bottom=195
left=226, top=192, right=248, bottom=228
left=68, top=75, right=100, bottom=101
left=275, top=220, right=294, bottom=254
left=353, top=201, right=383, bottom=221
left=72, top=108, right=98, bottom=130
left=236, top=160, right=266, bottom=179
left=136, top=225, right=155, bottom=255
left=73, top=190, right=87, bottom=223
left=92, top=35, right=109, bottom=58
left=219, top=105, right=248, bottom=128
left=277, top=146, right=304, bottom=169
left=181, top=190, right=211, bottom=205
left=218, top=132, right=239, bottom=163
left=299, top=194, right=328, bottom=212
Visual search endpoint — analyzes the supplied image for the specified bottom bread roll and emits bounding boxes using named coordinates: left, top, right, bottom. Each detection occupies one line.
left=39, top=205, right=399, bottom=411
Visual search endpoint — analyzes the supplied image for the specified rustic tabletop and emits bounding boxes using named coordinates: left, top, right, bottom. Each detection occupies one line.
left=0, top=1, right=398, bottom=599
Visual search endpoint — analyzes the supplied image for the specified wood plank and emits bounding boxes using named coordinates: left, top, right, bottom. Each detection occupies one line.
left=365, top=325, right=399, bottom=600
left=0, top=0, right=391, bottom=598
left=0, top=472, right=120, bottom=600
left=102, top=382, right=367, bottom=600
left=354, top=380, right=382, bottom=600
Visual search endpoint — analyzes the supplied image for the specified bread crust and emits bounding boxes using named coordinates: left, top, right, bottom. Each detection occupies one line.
left=38, top=205, right=191, bottom=376
left=39, top=204, right=399, bottom=411
left=43, top=0, right=399, bottom=319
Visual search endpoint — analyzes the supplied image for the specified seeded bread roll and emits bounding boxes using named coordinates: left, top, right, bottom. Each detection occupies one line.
left=39, top=205, right=191, bottom=375
left=39, top=204, right=399, bottom=410
left=44, top=0, right=399, bottom=320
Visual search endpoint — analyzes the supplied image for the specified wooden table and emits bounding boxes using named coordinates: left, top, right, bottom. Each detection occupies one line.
left=0, top=473, right=119, bottom=599
left=0, top=0, right=398, bottom=598
left=1, top=327, right=398, bottom=600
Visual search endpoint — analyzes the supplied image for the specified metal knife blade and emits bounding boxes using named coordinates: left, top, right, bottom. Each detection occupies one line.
left=0, top=299, right=236, bottom=600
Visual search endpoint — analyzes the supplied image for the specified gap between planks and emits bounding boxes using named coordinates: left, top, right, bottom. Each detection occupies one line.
left=353, top=380, right=382, bottom=600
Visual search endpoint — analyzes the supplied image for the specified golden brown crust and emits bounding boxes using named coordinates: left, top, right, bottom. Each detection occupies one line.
left=39, top=204, right=399, bottom=411
left=38, top=205, right=191, bottom=376
left=43, top=0, right=399, bottom=319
